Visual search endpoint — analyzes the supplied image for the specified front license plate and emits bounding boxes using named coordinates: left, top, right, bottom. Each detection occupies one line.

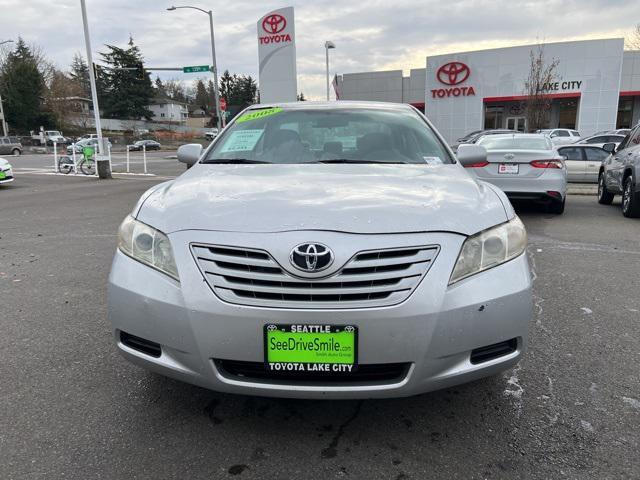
left=264, top=324, right=358, bottom=373
left=498, top=163, right=519, bottom=174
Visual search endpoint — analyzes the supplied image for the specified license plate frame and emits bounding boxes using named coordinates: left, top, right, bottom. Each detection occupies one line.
left=264, top=324, right=358, bottom=373
left=498, top=163, right=519, bottom=174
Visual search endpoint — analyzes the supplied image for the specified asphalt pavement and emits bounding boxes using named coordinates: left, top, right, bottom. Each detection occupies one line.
left=1, top=172, right=639, bottom=479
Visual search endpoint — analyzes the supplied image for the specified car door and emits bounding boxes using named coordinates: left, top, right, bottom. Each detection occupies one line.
left=607, top=128, right=637, bottom=192
left=0, top=138, right=9, bottom=155
left=558, top=146, right=586, bottom=182
left=583, top=147, right=609, bottom=183
left=624, top=127, right=640, bottom=184
left=551, top=129, right=572, bottom=145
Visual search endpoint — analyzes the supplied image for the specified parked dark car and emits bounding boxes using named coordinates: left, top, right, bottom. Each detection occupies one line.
left=451, top=129, right=518, bottom=152
left=0, top=136, right=23, bottom=156
left=129, top=140, right=161, bottom=151
left=598, top=124, right=640, bottom=217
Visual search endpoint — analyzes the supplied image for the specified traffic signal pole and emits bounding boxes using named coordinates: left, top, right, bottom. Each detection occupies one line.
left=80, top=0, right=111, bottom=179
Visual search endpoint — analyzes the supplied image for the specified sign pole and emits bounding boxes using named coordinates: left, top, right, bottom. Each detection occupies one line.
left=208, top=11, right=223, bottom=131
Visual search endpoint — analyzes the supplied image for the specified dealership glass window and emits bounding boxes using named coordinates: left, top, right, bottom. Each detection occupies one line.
left=557, top=99, right=578, bottom=129
left=484, top=106, right=504, bottom=129
left=616, top=97, right=634, bottom=129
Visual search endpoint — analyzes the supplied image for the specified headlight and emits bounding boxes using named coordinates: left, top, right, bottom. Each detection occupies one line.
left=117, top=215, right=179, bottom=281
left=449, top=216, right=527, bottom=284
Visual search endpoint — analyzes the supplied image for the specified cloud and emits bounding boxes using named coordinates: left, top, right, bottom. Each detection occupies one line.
left=0, top=0, right=638, bottom=99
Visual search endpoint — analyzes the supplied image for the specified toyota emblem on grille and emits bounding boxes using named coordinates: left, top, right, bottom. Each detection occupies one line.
left=290, top=243, right=334, bottom=272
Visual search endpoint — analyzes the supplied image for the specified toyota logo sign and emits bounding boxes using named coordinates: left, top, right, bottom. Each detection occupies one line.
left=437, top=62, right=470, bottom=86
left=262, top=14, right=287, bottom=34
left=290, top=243, right=334, bottom=273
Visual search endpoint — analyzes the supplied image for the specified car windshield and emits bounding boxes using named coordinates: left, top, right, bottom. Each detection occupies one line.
left=478, top=136, right=551, bottom=150
left=203, top=107, right=453, bottom=164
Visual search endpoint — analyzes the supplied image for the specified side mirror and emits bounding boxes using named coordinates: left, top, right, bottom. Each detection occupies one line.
left=456, top=144, right=487, bottom=167
left=602, top=143, right=616, bottom=154
left=177, top=143, right=203, bottom=165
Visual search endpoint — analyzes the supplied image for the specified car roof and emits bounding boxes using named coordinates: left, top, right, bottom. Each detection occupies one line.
left=245, top=100, right=416, bottom=112
left=479, top=133, right=548, bottom=139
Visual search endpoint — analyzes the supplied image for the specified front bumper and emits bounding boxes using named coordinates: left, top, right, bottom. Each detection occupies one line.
left=108, top=230, right=532, bottom=399
left=0, top=170, right=14, bottom=184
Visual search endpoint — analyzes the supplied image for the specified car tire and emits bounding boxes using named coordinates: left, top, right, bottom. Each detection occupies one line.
left=622, top=176, right=640, bottom=218
left=597, top=173, right=614, bottom=205
left=547, top=198, right=565, bottom=215
left=12, top=148, right=21, bottom=156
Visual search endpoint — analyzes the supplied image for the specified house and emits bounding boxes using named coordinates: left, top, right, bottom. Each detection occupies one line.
left=186, top=105, right=210, bottom=128
left=147, top=98, right=189, bottom=124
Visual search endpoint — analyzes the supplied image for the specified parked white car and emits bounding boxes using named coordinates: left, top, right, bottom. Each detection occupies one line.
left=556, top=145, right=609, bottom=183
left=537, top=128, right=581, bottom=146
left=573, top=133, right=626, bottom=148
left=0, top=157, right=14, bottom=185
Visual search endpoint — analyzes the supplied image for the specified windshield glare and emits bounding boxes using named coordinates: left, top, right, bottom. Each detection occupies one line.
left=478, top=136, right=551, bottom=150
left=204, top=108, right=453, bottom=164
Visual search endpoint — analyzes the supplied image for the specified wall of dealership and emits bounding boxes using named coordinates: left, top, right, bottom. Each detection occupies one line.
left=337, top=38, right=640, bottom=143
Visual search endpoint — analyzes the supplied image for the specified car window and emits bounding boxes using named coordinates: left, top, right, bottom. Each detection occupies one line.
left=629, top=127, right=640, bottom=147
left=584, top=148, right=609, bottom=161
left=1, top=138, right=8, bottom=144
left=558, top=147, right=583, bottom=161
left=571, top=131, right=580, bottom=136
left=586, top=136, right=607, bottom=144
left=205, top=107, right=454, bottom=164
left=554, top=130, right=570, bottom=137
left=477, top=136, right=551, bottom=150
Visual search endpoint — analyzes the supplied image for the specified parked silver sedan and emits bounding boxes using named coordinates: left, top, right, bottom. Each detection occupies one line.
left=468, top=134, right=567, bottom=214
left=108, top=101, right=532, bottom=399
left=557, top=145, right=609, bottom=183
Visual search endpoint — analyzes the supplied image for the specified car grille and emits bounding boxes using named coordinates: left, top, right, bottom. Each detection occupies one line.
left=214, top=359, right=411, bottom=384
left=191, top=243, right=439, bottom=309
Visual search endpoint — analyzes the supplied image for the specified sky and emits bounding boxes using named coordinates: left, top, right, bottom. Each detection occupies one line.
left=0, top=0, right=638, bottom=100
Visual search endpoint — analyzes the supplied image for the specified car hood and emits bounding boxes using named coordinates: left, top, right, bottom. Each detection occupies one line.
left=136, top=163, right=509, bottom=235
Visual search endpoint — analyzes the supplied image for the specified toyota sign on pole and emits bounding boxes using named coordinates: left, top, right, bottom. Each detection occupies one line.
left=257, top=6, right=298, bottom=103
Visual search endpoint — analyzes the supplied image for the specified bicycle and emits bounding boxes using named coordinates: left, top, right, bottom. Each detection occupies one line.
left=57, top=147, right=95, bottom=175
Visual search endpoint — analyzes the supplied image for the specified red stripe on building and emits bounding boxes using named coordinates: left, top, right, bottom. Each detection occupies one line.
left=619, top=90, right=640, bottom=97
left=483, top=92, right=581, bottom=103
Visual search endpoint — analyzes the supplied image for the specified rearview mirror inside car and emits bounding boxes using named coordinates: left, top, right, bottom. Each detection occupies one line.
left=456, top=144, right=487, bottom=167
left=602, top=142, right=616, bottom=154
left=177, top=144, right=203, bottom=166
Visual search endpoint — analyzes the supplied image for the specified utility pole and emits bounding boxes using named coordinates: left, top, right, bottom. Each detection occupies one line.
left=325, top=41, right=336, bottom=101
left=80, top=0, right=111, bottom=178
left=0, top=39, right=15, bottom=136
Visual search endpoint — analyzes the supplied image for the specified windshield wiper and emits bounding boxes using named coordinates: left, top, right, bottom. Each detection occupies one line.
left=200, top=158, right=271, bottom=164
left=316, top=159, right=409, bottom=164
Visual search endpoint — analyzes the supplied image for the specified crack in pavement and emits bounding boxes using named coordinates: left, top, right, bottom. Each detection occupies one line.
left=321, top=401, right=363, bottom=459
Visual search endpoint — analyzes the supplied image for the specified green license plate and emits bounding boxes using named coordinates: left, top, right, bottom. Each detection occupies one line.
left=264, top=324, right=358, bottom=373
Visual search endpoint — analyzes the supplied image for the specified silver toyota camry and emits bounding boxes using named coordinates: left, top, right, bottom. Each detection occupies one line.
left=108, top=101, right=532, bottom=399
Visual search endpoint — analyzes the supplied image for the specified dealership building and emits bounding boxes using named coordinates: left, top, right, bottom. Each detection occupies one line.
left=337, top=38, right=640, bottom=142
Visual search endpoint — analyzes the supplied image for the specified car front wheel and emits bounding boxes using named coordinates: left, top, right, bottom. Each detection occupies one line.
left=12, top=148, right=21, bottom=156
left=598, top=173, right=614, bottom=205
left=622, top=176, right=640, bottom=218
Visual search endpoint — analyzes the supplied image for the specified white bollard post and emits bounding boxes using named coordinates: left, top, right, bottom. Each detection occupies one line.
left=72, top=147, right=78, bottom=174
left=143, top=144, right=147, bottom=174
left=126, top=146, right=130, bottom=173
left=53, top=142, right=58, bottom=173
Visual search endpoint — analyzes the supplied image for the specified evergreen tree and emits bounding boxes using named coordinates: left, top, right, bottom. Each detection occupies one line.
left=194, top=79, right=209, bottom=112
left=98, top=37, right=154, bottom=119
left=69, top=53, right=90, bottom=97
left=154, top=77, right=166, bottom=97
left=0, top=38, right=49, bottom=132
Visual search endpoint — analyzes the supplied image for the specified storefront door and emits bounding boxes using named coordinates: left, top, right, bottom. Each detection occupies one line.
left=506, top=117, right=526, bottom=132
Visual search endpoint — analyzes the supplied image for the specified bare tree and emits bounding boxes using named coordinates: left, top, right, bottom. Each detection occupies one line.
left=44, top=70, right=86, bottom=130
left=626, top=23, right=640, bottom=50
left=524, top=44, right=559, bottom=132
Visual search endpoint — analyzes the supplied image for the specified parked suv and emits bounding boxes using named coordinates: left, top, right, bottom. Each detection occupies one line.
left=598, top=124, right=640, bottom=217
left=0, top=136, right=23, bottom=156
left=536, top=128, right=581, bottom=146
